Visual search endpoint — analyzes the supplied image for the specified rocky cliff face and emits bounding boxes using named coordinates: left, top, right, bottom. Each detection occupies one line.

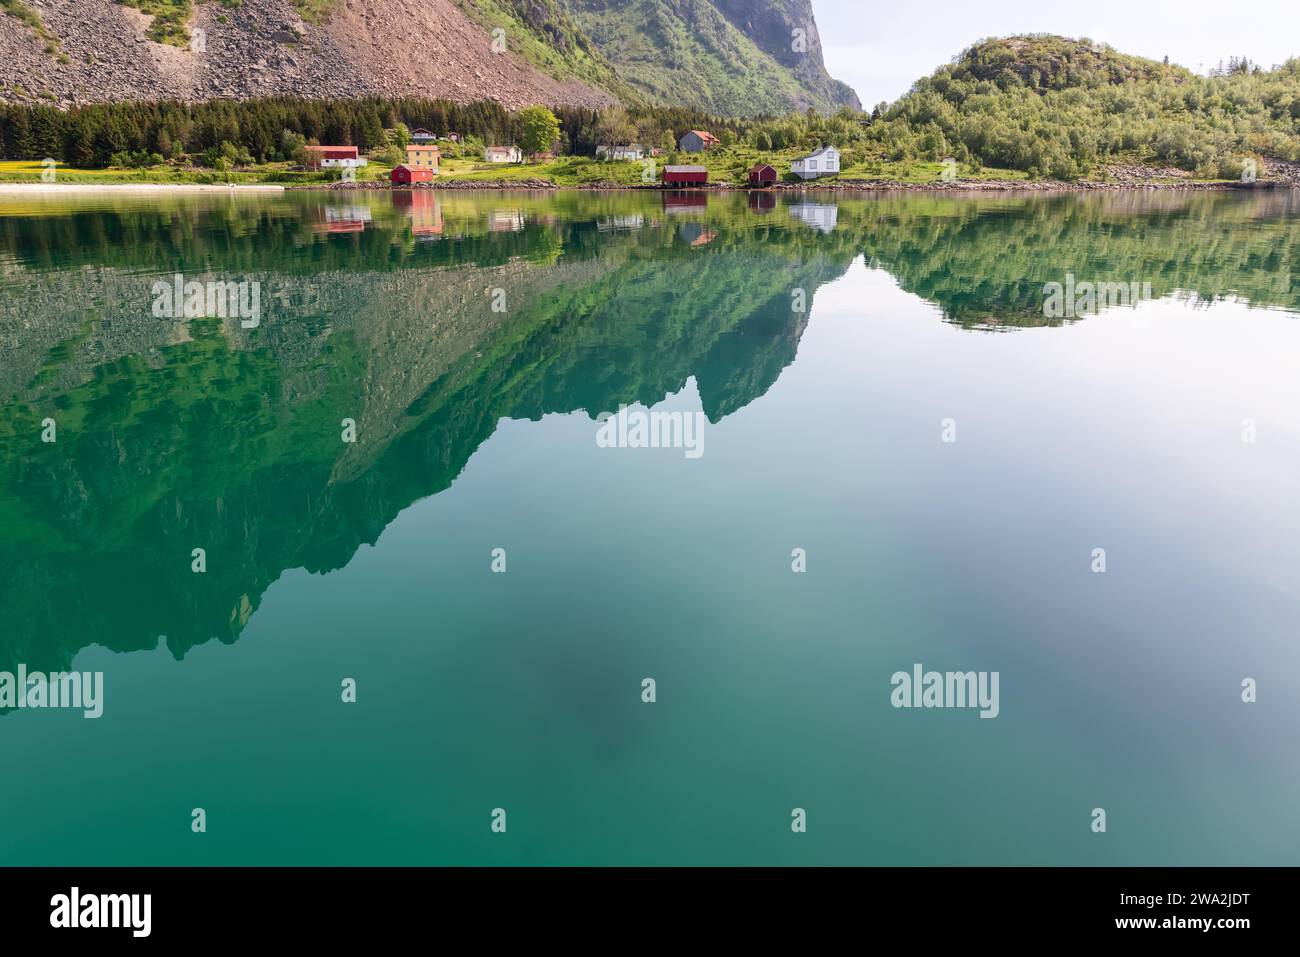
left=0, top=0, right=858, bottom=114
left=0, top=0, right=621, bottom=108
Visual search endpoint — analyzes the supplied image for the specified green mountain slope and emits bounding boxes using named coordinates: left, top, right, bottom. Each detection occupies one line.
left=454, top=0, right=638, bottom=99
left=561, top=0, right=860, bottom=116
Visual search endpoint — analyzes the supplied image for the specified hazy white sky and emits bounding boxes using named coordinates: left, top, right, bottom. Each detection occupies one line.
left=815, top=0, right=1300, bottom=107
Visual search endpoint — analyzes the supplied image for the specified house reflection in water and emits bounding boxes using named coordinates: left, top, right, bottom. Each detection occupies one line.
left=597, top=214, right=646, bottom=232
left=489, top=210, right=525, bottom=232
left=748, top=191, right=776, bottom=213
left=314, top=203, right=373, bottom=234
left=662, top=191, right=708, bottom=214
left=787, top=201, right=838, bottom=233
left=393, top=190, right=444, bottom=240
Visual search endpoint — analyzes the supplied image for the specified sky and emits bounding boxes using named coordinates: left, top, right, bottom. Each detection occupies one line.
left=815, top=0, right=1300, bottom=107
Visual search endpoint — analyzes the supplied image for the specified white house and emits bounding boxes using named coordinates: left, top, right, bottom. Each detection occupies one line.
left=484, top=146, right=523, bottom=163
left=302, top=146, right=369, bottom=171
left=791, top=145, right=840, bottom=180
left=596, top=144, right=645, bottom=161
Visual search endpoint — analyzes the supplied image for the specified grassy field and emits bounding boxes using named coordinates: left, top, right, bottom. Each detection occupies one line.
left=0, top=160, right=395, bottom=185
left=438, top=156, right=648, bottom=185
left=1, top=153, right=1216, bottom=188
left=437, top=148, right=1036, bottom=187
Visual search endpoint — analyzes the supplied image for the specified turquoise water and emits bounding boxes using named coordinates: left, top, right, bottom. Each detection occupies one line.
left=0, top=188, right=1298, bottom=864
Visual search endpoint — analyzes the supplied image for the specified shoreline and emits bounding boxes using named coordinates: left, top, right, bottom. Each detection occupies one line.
left=1, top=180, right=1292, bottom=197
left=0, top=183, right=286, bottom=194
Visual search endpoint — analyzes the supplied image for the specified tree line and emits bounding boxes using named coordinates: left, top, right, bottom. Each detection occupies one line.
left=0, top=97, right=511, bottom=166
left=0, top=94, right=859, bottom=168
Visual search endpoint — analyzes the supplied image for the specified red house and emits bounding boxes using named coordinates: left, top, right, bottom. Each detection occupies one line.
left=663, top=165, right=707, bottom=186
left=391, top=164, right=433, bottom=185
left=748, top=163, right=778, bottom=187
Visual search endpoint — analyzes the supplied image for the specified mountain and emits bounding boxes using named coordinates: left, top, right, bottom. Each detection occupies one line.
left=0, top=0, right=858, bottom=115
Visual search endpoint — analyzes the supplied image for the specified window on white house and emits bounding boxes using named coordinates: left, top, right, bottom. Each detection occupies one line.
left=808, top=160, right=818, bottom=170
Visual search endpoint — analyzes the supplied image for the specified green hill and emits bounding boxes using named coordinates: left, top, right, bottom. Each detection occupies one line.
left=868, top=34, right=1300, bottom=179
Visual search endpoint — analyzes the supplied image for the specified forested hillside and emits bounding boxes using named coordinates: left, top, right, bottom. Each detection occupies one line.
left=867, top=35, right=1300, bottom=179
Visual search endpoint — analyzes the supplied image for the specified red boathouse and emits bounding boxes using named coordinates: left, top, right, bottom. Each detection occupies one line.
left=663, top=165, right=708, bottom=186
left=748, top=163, right=778, bottom=187
left=391, top=164, right=434, bottom=185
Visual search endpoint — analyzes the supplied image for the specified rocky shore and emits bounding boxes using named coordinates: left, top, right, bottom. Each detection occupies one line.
left=312, top=178, right=1295, bottom=194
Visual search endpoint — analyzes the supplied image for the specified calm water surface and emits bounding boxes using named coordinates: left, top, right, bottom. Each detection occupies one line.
left=0, top=188, right=1297, bottom=864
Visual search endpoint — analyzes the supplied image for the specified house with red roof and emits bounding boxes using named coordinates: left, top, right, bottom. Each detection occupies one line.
left=678, top=130, right=721, bottom=152
left=663, top=165, right=708, bottom=186
left=302, top=145, right=368, bottom=171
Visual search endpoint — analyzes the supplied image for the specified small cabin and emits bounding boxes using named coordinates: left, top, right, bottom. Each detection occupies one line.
left=410, top=128, right=436, bottom=144
left=391, top=165, right=433, bottom=185
left=678, top=130, right=720, bottom=153
left=748, top=163, right=777, bottom=187
left=663, top=165, right=707, bottom=186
